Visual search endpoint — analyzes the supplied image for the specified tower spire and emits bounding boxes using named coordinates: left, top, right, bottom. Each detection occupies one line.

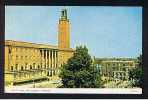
left=61, top=9, right=68, bottom=20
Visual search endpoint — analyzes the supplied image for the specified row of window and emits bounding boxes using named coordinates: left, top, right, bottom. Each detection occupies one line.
left=13, top=70, right=58, bottom=79
left=102, top=67, right=128, bottom=73
left=10, top=63, right=58, bottom=71
left=9, top=47, right=39, bottom=53
left=102, top=72, right=127, bottom=77
left=15, top=55, right=41, bottom=60
left=105, top=66, right=128, bottom=71
left=9, top=54, right=58, bottom=61
left=8, top=47, right=58, bottom=57
left=102, top=63, right=134, bottom=67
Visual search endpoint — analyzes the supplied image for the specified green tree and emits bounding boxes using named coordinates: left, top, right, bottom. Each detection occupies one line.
left=59, top=46, right=102, bottom=88
left=129, top=54, right=143, bottom=87
left=137, top=54, right=142, bottom=67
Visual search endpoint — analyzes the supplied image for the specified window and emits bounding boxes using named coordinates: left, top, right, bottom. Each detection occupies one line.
left=25, top=63, right=27, bottom=70
left=16, top=55, right=18, bottom=60
left=112, top=67, right=115, bottom=71
left=44, top=64, right=46, bottom=68
left=21, top=56, right=23, bottom=59
left=130, top=63, right=133, bottom=66
left=38, top=65, right=40, bottom=69
left=9, top=49, right=11, bottom=54
left=10, top=66, right=13, bottom=71
left=30, top=65, right=32, bottom=70
left=122, top=68, right=126, bottom=71
left=21, top=66, right=24, bottom=71
left=25, top=56, right=27, bottom=59
left=41, top=63, right=42, bottom=68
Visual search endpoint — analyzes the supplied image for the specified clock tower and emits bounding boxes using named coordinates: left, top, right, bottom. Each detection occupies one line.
left=58, top=9, right=70, bottom=48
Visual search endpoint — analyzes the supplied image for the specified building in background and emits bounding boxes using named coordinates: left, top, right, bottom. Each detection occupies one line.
left=94, top=58, right=138, bottom=81
left=5, top=9, right=74, bottom=86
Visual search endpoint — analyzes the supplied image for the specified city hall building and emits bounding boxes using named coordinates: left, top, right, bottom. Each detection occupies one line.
left=5, top=9, right=74, bottom=86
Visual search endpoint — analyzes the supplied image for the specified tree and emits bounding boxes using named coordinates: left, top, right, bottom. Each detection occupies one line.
left=59, top=46, right=102, bottom=88
left=129, top=54, right=143, bottom=87
left=137, top=54, right=142, bottom=67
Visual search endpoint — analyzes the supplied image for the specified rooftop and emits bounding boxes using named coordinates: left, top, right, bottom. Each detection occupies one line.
left=5, top=40, right=74, bottom=51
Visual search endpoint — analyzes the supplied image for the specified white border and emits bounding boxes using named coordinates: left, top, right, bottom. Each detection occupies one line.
left=5, top=88, right=142, bottom=94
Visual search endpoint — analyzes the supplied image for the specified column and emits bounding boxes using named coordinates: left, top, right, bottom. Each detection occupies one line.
left=54, top=51, right=56, bottom=75
left=55, top=51, right=57, bottom=75
left=50, top=50, right=52, bottom=76
left=48, top=50, right=50, bottom=75
left=41, top=49, right=44, bottom=69
left=43, top=50, right=46, bottom=75
left=44, top=50, right=46, bottom=69
left=56, top=51, right=58, bottom=74
left=52, top=50, right=54, bottom=76
left=48, top=50, right=50, bottom=68
left=56, top=51, right=58, bottom=68
left=45, top=50, right=48, bottom=69
left=48, top=50, right=51, bottom=76
left=45, top=50, right=48, bottom=76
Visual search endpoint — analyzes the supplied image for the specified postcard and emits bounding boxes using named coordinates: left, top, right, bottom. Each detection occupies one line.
left=4, top=6, right=142, bottom=94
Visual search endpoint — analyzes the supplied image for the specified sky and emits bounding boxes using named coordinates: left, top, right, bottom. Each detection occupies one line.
left=5, top=6, right=142, bottom=58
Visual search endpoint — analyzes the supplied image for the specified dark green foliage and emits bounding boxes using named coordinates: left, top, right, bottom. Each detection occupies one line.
left=137, top=54, right=142, bottom=67
left=129, top=67, right=143, bottom=87
left=59, top=46, right=102, bottom=88
left=129, top=54, right=143, bottom=87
